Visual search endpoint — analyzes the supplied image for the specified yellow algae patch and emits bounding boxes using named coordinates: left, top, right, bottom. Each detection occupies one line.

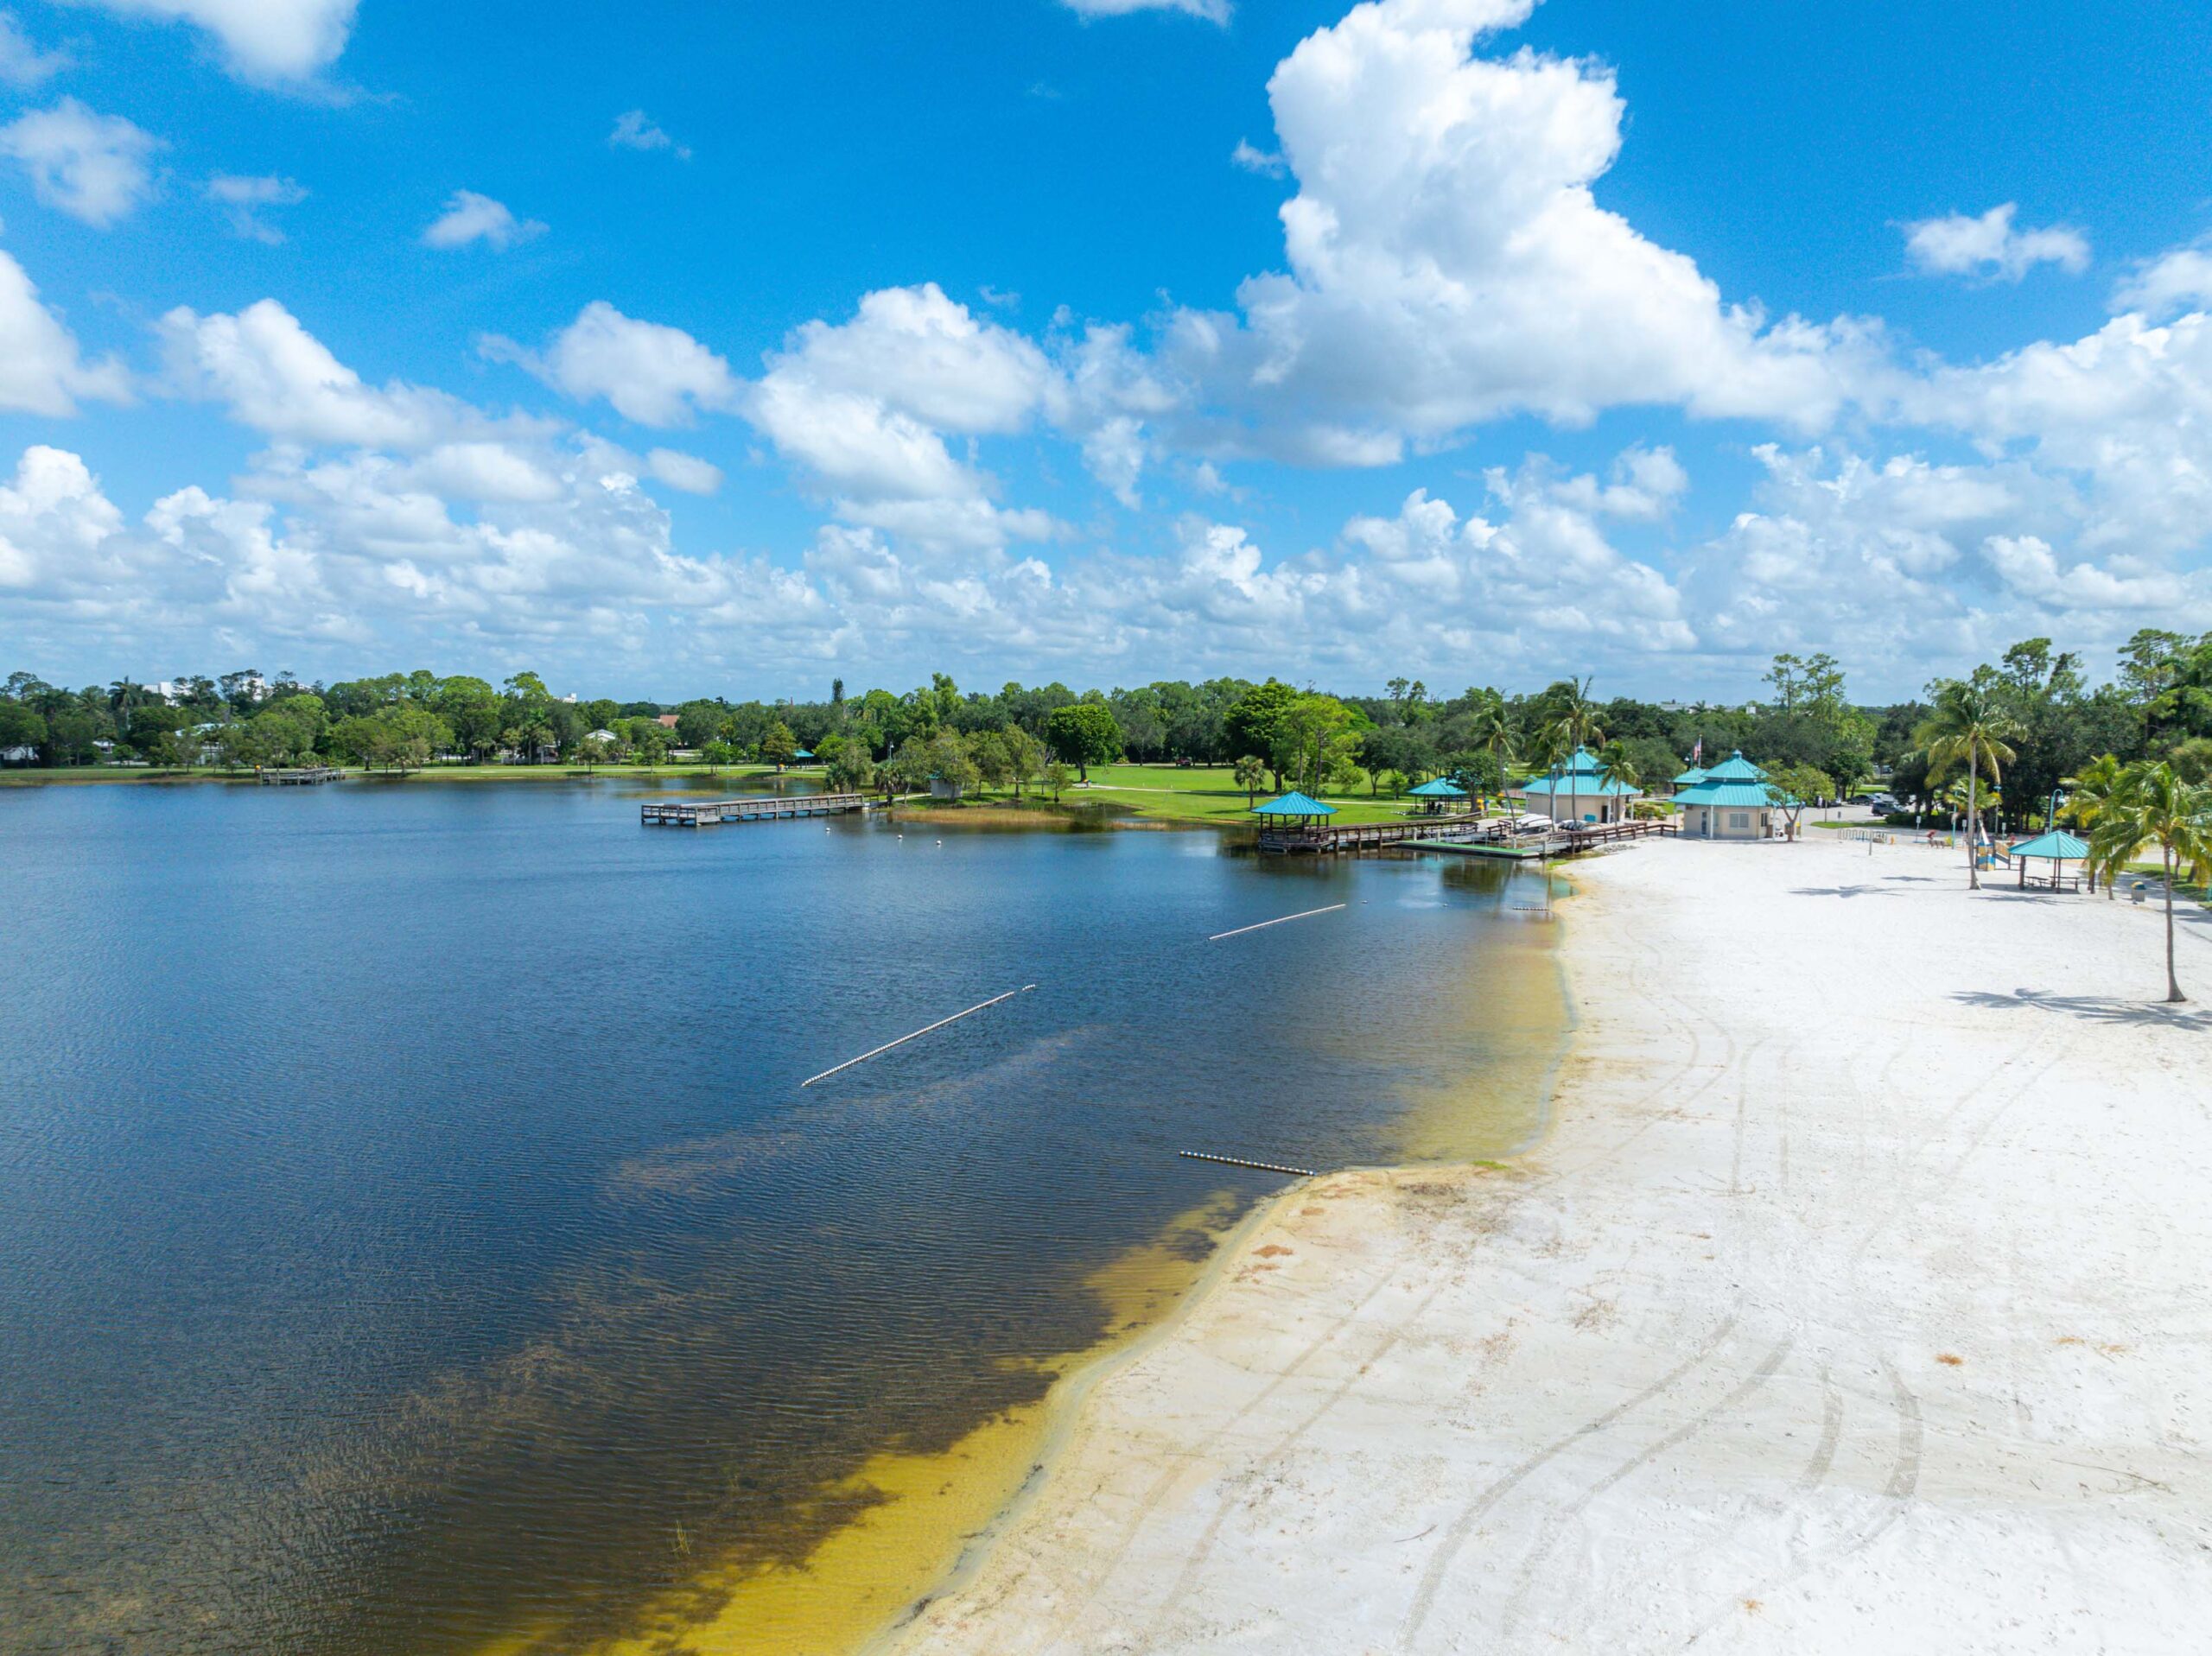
left=582, top=1397, right=1060, bottom=1656
left=531, top=1191, right=1248, bottom=1656
left=1388, top=919, right=1567, bottom=1164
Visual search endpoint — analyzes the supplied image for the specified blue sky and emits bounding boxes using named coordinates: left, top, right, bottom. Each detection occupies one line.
left=3, top=0, right=2210, bottom=701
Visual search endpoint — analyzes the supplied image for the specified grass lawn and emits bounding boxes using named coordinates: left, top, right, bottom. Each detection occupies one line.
left=912, top=763, right=1469, bottom=828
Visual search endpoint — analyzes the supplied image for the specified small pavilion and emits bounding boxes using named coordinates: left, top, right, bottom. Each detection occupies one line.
left=1672, top=763, right=1709, bottom=793
left=2007, top=828, right=2089, bottom=891
left=1252, top=790, right=1337, bottom=853
left=1511, top=746, right=1643, bottom=825
left=1406, top=776, right=1468, bottom=815
left=792, top=747, right=815, bottom=764
left=1673, top=752, right=1783, bottom=841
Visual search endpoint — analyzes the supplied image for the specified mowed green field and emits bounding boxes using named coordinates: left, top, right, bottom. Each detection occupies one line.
left=1052, top=764, right=1438, bottom=827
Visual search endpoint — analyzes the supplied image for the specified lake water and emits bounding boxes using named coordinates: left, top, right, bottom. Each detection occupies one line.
left=0, top=779, right=1562, bottom=1654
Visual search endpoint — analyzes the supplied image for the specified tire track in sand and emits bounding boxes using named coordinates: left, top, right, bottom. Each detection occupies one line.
left=1399, top=1316, right=1741, bottom=1644
left=1494, top=1339, right=1794, bottom=1640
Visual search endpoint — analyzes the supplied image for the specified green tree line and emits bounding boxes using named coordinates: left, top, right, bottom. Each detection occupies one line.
left=5, top=631, right=2208, bottom=807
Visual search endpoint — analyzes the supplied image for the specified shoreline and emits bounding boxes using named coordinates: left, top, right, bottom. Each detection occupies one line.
left=541, top=846, right=1569, bottom=1656
left=886, top=835, right=2212, bottom=1653
left=860, top=882, right=1576, bottom=1653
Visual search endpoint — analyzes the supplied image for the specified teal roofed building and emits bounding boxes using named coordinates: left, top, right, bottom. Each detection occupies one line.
left=1252, top=790, right=1336, bottom=822
left=1252, top=790, right=1337, bottom=853
left=1510, top=746, right=1643, bottom=825
left=1406, top=776, right=1468, bottom=815
left=1672, top=752, right=1783, bottom=841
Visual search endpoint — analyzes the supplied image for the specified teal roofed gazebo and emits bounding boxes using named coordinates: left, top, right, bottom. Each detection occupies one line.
left=1407, top=776, right=1468, bottom=815
left=1253, top=790, right=1336, bottom=822
left=1252, top=790, right=1336, bottom=853
left=2008, top=828, right=2089, bottom=891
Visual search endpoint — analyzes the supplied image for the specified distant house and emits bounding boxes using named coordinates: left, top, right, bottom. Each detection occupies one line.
left=928, top=774, right=966, bottom=801
left=655, top=714, right=679, bottom=729
left=1, top=744, right=35, bottom=765
left=1510, top=746, right=1643, bottom=824
left=585, top=728, right=620, bottom=742
left=1672, top=752, right=1781, bottom=841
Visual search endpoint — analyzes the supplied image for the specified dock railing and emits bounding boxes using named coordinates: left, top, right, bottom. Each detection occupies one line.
left=641, top=792, right=869, bottom=826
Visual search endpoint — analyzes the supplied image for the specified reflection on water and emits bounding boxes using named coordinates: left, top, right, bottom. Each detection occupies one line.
left=0, top=784, right=1559, bottom=1654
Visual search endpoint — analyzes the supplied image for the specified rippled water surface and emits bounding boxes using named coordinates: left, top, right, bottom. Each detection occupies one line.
left=0, top=780, right=1560, bottom=1654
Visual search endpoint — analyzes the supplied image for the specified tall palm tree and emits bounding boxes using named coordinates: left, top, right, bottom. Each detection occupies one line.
left=2061, top=754, right=2124, bottom=898
left=1916, top=681, right=2024, bottom=890
left=1526, top=720, right=1573, bottom=827
left=1541, top=676, right=1606, bottom=826
left=1466, top=702, right=1515, bottom=814
left=2087, top=761, right=2212, bottom=1003
left=1593, top=740, right=1643, bottom=822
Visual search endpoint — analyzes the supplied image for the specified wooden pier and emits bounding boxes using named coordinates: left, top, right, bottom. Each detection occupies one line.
left=641, top=791, right=869, bottom=826
left=1259, top=811, right=1675, bottom=859
left=259, top=766, right=342, bottom=785
left=1256, top=811, right=1484, bottom=854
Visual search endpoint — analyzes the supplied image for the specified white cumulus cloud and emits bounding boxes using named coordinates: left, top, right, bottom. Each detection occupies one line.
left=747, top=283, right=1063, bottom=552
left=0, top=12, right=69, bottom=85
left=1903, top=202, right=2089, bottom=283
left=608, top=109, right=690, bottom=159
left=158, top=298, right=486, bottom=447
left=1160, top=0, right=1862, bottom=462
left=422, top=189, right=545, bottom=251
left=645, top=448, right=722, bottom=495
left=0, top=445, right=126, bottom=593
left=0, top=249, right=130, bottom=414
left=1061, top=0, right=1230, bottom=21
left=58, top=0, right=359, bottom=83
left=2111, top=240, right=2212, bottom=320
left=0, top=98, right=159, bottom=226
left=484, top=301, right=741, bottom=427
left=207, top=173, right=306, bottom=243
left=1230, top=139, right=1285, bottom=177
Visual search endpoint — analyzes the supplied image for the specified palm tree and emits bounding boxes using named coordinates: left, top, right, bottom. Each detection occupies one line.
left=2061, top=754, right=2124, bottom=898
left=2086, top=761, right=2212, bottom=1003
left=1233, top=753, right=1267, bottom=808
left=1593, top=740, right=1642, bottom=816
left=1542, top=676, right=1605, bottom=827
left=1516, top=719, right=1565, bottom=824
left=1463, top=704, right=1514, bottom=815
left=1916, top=681, right=2024, bottom=890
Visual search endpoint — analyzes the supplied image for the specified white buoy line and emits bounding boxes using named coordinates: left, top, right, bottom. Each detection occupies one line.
left=800, top=986, right=1038, bottom=1088
left=1206, top=903, right=1347, bottom=942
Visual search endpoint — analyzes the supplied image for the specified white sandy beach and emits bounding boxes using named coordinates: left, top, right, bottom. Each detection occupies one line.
left=887, top=834, right=2212, bottom=1654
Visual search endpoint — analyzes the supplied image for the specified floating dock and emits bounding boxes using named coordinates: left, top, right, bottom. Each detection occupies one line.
left=642, top=791, right=870, bottom=826
left=259, top=766, right=343, bottom=785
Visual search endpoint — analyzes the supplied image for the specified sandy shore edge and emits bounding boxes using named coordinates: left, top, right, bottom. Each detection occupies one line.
left=886, top=834, right=2212, bottom=1653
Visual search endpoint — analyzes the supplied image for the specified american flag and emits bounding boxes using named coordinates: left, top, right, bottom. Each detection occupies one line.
left=1692, top=737, right=1702, bottom=765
